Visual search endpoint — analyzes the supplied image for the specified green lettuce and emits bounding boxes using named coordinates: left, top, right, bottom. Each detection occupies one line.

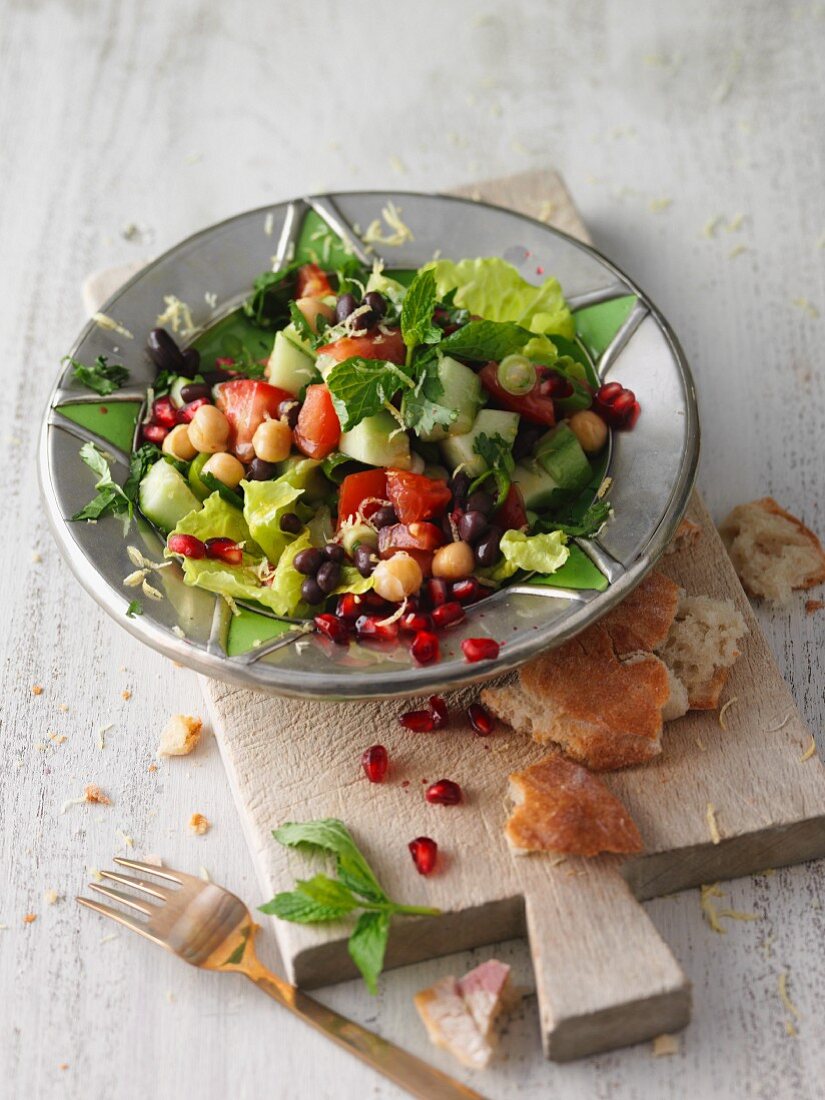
left=430, top=257, right=574, bottom=340
left=173, top=491, right=255, bottom=547
left=242, top=478, right=305, bottom=563
left=499, top=529, right=569, bottom=575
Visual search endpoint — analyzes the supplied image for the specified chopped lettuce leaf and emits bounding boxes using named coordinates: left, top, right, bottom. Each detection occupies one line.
left=267, top=530, right=313, bottom=617
left=365, top=267, right=407, bottom=313
left=430, top=257, right=574, bottom=340
left=172, top=491, right=255, bottom=548
left=242, top=477, right=304, bottom=563
left=307, top=504, right=334, bottom=548
left=333, top=565, right=374, bottom=597
left=499, top=529, right=569, bottom=575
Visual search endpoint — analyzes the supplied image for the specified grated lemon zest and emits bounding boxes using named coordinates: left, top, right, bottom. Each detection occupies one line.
left=718, top=696, right=739, bottom=730
left=92, top=312, right=134, bottom=339
left=800, top=736, right=817, bottom=762
left=156, top=295, right=196, bottom=337
left=792, top=297, right=820, bottom=319
left=728, top=244, right=748, bottom=259
left=700, top=883, right=727, bottom=933
left=142, top=578, right=164, bottom=601
left=648, top=197, right=673, bottom=213
left=778, top=971, right=801, bottom=1034
left=123, top=569, right=148, bottom=587
left=537, top=200, right=555, bottom=223
left=766, top=711, right=794, bottom=733
left=264, top=212, right=274, bottom=237
left=701, top=215, right=723, bottom=239
left=362, top=202, right=414, bottom=248
left=706, top=803, right=722, bottom=844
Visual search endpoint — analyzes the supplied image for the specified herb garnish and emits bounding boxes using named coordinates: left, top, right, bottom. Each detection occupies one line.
left=72, top=442, right=132, bottom=523
left=436, top=319, right=533, bottom=363
left=400, top=355, right=456, bottom=437
left=243, top=261, right=303, bottom=329
left=260, top=819, right=439, bottom=993
left=123, top=443, right=162, bottom=503
left=400, top=269, right=441, bottom=361
left=65, top=354, right=129, bottom=396
left=470, top=431, right=516, bottom=506
left=125, top=599, right=143, bottom=618
left=325, top=357, right=413, bottom=432
left=535, top=500, right=612, bottom=539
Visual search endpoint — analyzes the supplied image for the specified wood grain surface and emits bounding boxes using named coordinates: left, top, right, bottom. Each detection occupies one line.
left=2, top=2, right=825, bottom=1098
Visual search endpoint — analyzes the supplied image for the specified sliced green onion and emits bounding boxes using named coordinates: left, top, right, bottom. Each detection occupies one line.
left=497, top=354, right=536, bottom=396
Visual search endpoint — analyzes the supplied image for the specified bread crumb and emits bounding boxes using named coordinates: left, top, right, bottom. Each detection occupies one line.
left=58, top=1063, right=69, bottom=1071
left=31, top=685, right=43, bottom=696
left=142, top=853, right=163, bottom=867
left=45, top=889, right=60, bottom=905
left=121, top=690, right=132, bottom=700
left=199, top=866, right=212, bottom=882
left=805, top=599, right=824, bottom=613
left=706, top=802, right=722, bottom=844
left=116, top=829, right=134, bottom=849
left=718, top=696, right=739, bottom=730
left=537, top=200, right=555, bottom=223
left=23, top=913, right=37, bottom=924
left=652, top=1033, right=680, bottom=1056
left=84, top=785, right=111, bottom=805
left=800, top=736, right=817, bottom=762
left=189, top=813, right=211, bottom=835
left=148, top=762, right=158, bottom=773
left=158, top=715, right=203, bottom=757
left=59, top=703, right=69, bottom=713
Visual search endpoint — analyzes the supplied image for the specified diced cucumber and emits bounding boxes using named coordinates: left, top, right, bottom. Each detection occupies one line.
left=512, top=461, right=562, bottom=511
left=439, top=409, right=519, bottom=477
left=341, top=523, right=378, bottom=556
left=169, top=376, right=188, bottom=408
left=139, top=459, right=201, bottom=532
left=534, top=424, right=592, bottom=492
left=266, top=328, right=319, bottom=395
left=415, top=356, right=483, bottom=442
left=339, top=410, right=411, bottom=469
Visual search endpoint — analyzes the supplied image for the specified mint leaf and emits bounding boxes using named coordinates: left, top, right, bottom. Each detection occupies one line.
left=243, top=261, right=303, bottom=329
left=347, top=911, right=391, bottom=995
left=437, top=319, right=532, bottom=362
left=72, top=442, right=132, bottom=523
left=471, top=431, right=516, bottom=507
left=402, top=356, right=456, bottom=438
left=258, top=891, right=350, bottom=923
left=65, top=354, right=129, bottom=396
left=125, top=599, right=143, bottom=618
left=400, top=269, right=441, bottom=353
left=295, top=874, right=360, bottom=916
left=325, top=357, right=413, bottom=432
left=536, top=500, right=611, bottom=538
left=272, top=819, right=387, bottom=903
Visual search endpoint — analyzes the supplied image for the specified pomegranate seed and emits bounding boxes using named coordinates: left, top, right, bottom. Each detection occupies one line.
left=425, top=779, right=462, bottom=806
left=593, top=382, right=641, bottom=430
left=361, top=744, right=388, bottom=783
left=408, top=836, right=438, bottom=875
left=167, top=533, right=206, bottom=559
left=142, top=423, right=168, bottom=445
left=314, top=613, right=350, bottom=645
left=204, top=537, right=243, bottom=565
left=399, top=709, right=436, bottom=733
left=431, top=601, right=465, bottom=628
left=355, top=614, right=399, bottom=641
left=461, top=637, right=501, bottom=662
left=214, top=356, right=235, bottom=369
left=410, top=630, right=440, bottom=664
left=153, top=395, right=180, bottom=428
left=425, top=577, right=450, bottom=608
left=180, top=396, right=211, bottom=422
left=429, top=695, right=449, bottom=728
left=467, top=702, right=495, bottom=736
left=451, top=577, right=481, bottom=604
left=336, top=593, right=363, bottom=620
left=361, top=591, right=395, bottom=614
left=401, top=611, right=434, bottom=634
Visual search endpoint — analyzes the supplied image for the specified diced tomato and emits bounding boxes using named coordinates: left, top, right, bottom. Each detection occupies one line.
left=378, top=522, right=445, bottom=577
left=495, top=484, right=528, bottom=531
left=479, top=361, right=556, bottom=428
left=317, top=328, right=406, bottom=366
left=386, top=469, right=452, bottom=525
left=338, top=469, right=388, bottom=526
left=295, top=263, right=333, bottom=299
left=293, top=384, right=340, bottom=459
left=215, top=379, right=293, bottom=461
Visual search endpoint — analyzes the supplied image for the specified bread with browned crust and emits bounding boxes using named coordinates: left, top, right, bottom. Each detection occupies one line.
left=720, top=497, right=825, bottom=603
left=599, top=569, right=680, bottom=655
left=656, top=594, right=747, bottom=709
left=506, top=751, right=643, bottom=856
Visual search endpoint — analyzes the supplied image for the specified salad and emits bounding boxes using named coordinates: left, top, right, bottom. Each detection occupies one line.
left=73, top=253, right=641, bottom=665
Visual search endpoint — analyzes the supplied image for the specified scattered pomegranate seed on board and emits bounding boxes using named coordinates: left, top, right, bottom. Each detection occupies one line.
left=425, top=779, right=462, bottom=806
left=428, top=695, right=449, bottom=728
left=410, top=630, right=440, bottom=664
left=399, top=709, right=436, bottom=733
left=461, top=637, right=500, bottom=662
left=167, top=534, right=206, bottom=559
left=314, top=613, right=349, bottom=645
left=205, top=537, right=243, bottom=565
left=361, top=744, right=388, bottom=783
left=409, top=836, right=438, bottom=875
left=467, top=703, right=495, bottom=736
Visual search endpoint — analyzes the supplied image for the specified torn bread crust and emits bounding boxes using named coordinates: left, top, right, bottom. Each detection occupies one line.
left=664, top=517, right=702, bottom=556
left=506, top=751, right=643, bottom=856
left=656, top=594, right=747, bottom=710
left=720, top=497, right=825, bottom=603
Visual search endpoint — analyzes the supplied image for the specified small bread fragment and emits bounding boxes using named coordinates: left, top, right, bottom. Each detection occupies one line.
left=720, top=497, right=825, bottom=602
left=158, top=714, right=203, bottom=756
left=506, top=751, right=643, bottom=856
left=664, top=518, right=702, bottom=556
left=414, top=960, right=517, bottom=1069
left=656, top=595, right=747, bottom=709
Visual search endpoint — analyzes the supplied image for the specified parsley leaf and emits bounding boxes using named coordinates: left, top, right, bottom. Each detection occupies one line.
left=535, top=500, right=612, bottom=538
left=400, top=269, right=441, bottom=355
left=65, top=354, right=129, bottom=396
left=72, top=442, right=132, bottom=523
left=123, top=443, right=162, bottom=503
left=436, top=319, right=533, bottom=363
left=243, top=261, right=303, bottom=329
left=470, top=431, right=516, bottom=507
left=125, top=599, right=143, bottom=618
left=401, top=355, right=456, bottom=437
left=348, top=911, right=391, bottom=995
left=325, top=357, right=413, bottom=432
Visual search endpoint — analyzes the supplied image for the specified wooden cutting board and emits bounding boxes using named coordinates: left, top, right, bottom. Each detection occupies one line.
left=86, top=169, right=825, bottom=1063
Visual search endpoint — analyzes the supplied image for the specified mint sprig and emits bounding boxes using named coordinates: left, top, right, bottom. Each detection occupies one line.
left=325, top=356, right=413, bottom=432
left=65, top=354, right=129, bottom=396
left=400, top=268, right=441, bottom=359
left=260, top=818, right=439, bottom=993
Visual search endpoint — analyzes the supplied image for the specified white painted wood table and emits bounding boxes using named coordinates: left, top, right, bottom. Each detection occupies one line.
left=1, top=2, right=824, bottom=1098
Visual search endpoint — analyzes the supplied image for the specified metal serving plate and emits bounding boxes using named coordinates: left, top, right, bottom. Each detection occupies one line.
left=39, top=191, right=699, bottom=699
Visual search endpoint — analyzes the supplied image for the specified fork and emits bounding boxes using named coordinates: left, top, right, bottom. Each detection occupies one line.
left=78, top=857, right=483, bottom=1100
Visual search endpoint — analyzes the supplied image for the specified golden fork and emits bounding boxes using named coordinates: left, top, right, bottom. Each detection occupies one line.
left=78, top=857, right=483, bottom=1100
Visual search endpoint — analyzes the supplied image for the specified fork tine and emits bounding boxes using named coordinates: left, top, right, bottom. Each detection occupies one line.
left=112, top=856, right=200, bottom=887
left=89, top=882, right=157, bottom=916
left=100, top=868, right=174, bottom=901
left=76, top=896, right=165, bottom=946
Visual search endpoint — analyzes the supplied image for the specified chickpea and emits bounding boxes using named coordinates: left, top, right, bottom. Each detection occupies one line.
left=162, top=423, right=197, bottom=461
left=432, top=540, right=475, bottom=581
left=296, top=296, right=335, bottom=334
left=252, top=418, right=292, bottom=463
left=569, top=409, right=608, bottom=454
left=202, top=452, right=245, bottom=489
left=372, top=553, right=423, bottom=603
left=188, top=404, right=230, bottom=453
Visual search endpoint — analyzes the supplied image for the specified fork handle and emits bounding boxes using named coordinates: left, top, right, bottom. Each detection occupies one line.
left=244, top=966, right=486, bottom=1100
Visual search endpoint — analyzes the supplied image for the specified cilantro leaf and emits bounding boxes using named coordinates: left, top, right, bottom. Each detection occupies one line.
left=470, top=431, right=516, bottom=507
left=347, top=911, right=391, bottom=995
left=400, top=269, right=441, bottom=354
left=243, top=261, right=303, bottom=329
left=123, top=443, right=162, bottom=503
left=65, top=354, right=129, bottom=396
left=325, top=357, right=413, bottom=432
left=72, top=442, right=132, bottom=523
left=437, top=319, right=533, bottom=362
left=125, top=599, right=143, bottom=618
left=401, top=356, right=456, bottom=438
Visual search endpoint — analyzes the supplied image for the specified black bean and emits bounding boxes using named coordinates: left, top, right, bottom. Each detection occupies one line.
left=316, top=560, right=341, bottom=595
left=301, top=576, right=324, bottom=605
left=363, top=291, right=386, bottom=318
left=354, top=545, right=376, bottom=578
left=277, top=399, right=300, bottom=429
left=350, top=308, right=375, bottom=332
left=202, top=367, right=234, bottom=385
left=371, top=506, right=397, bottom=529
left=458, top=510, right=490, bottom=544
left=180, top=347, right=201, bottom=378
left=448, top=471, right=470, bottom=507
left=465, top=490, right=495, bottom=516
left=474, top=526, right=502, bottom=568
left=246, top=458, right=278, bottom=481
left=147, top=328, right=184, bottom=373
left=180, top=382, right=212, bottom=404
left=294, top=547, right=323, bottom=576
left=279, top=512, right=303, bottom=534
left=323, top=543, right=345, bottom=563
left=335, top=293, right=358, bottom=324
